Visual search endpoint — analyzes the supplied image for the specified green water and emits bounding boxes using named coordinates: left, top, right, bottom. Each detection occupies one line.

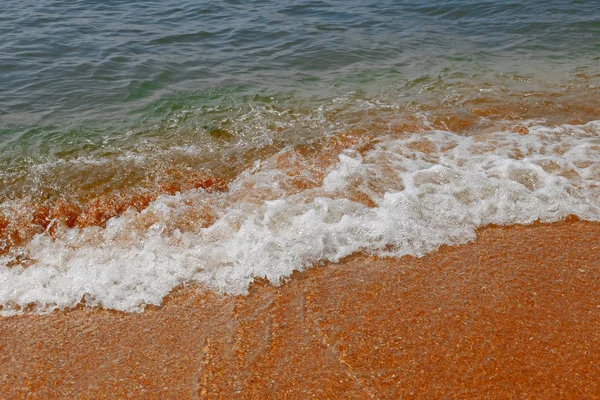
left=0, top=0, right=598, bottom=199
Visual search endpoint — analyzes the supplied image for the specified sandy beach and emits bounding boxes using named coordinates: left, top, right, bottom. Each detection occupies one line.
left=1, top=219, right=599, bottom=399
left=2, top=1, right=600, bottom=398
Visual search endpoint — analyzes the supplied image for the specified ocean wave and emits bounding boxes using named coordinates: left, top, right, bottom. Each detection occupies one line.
left=1, top=119, right=599, bottom=315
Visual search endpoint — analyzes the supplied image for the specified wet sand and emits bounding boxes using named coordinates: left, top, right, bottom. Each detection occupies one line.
left=1, top=220, right=600, bottom=399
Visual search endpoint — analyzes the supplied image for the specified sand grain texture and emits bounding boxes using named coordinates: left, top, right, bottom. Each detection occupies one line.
left=1, top=220, right=600, bottom=399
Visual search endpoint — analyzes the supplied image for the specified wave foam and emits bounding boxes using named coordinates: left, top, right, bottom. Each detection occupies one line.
left=1, top=120, right=600, bottom=315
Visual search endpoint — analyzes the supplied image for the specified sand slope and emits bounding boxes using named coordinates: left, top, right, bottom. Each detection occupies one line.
left=1, top=220, right=600, bottom=399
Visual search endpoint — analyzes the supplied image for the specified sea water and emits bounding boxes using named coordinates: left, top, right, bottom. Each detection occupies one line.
left=0, top=0, right=598, bottom=314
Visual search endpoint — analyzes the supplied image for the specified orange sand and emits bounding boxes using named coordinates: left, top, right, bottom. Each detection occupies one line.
left=1, top=220, right=600, bottom=399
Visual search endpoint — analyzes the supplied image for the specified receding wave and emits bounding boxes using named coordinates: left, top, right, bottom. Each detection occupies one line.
left=1, top=117, right=599, bottom=315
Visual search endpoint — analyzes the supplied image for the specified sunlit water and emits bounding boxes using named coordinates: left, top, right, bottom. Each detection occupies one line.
left=0, top=0, right=598, bottom=314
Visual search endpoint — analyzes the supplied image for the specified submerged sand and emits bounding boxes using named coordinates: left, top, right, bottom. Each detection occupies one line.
left=1, top=220, right=600, bottom=399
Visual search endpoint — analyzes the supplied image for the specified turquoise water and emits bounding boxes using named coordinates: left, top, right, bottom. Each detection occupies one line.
left=1, top=0, right=600, bottom=314
left=1, top=1, right=598, bottom=168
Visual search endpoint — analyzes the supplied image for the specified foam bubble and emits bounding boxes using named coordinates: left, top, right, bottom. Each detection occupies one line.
left=1, top=120, right=600, bottom=315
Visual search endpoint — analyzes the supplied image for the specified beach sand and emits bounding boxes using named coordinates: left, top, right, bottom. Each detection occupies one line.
left=1, top=219, right=600, bottom=399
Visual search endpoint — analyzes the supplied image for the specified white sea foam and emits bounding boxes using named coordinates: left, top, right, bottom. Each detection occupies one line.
left=1, top=120, right=600, bottom=315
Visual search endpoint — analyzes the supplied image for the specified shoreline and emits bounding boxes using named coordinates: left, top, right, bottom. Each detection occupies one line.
left=2, top=220, right=600, bottom=398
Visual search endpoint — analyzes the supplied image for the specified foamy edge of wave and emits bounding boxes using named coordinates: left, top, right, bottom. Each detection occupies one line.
left=1, top=120, right=600, bottom=315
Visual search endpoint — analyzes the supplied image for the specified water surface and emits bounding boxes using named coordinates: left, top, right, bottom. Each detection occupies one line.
left=0, top=0, right=599, bottom=314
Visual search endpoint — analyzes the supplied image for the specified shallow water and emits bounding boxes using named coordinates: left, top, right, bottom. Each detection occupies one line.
left=0, top=0, right=599, bottom=314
